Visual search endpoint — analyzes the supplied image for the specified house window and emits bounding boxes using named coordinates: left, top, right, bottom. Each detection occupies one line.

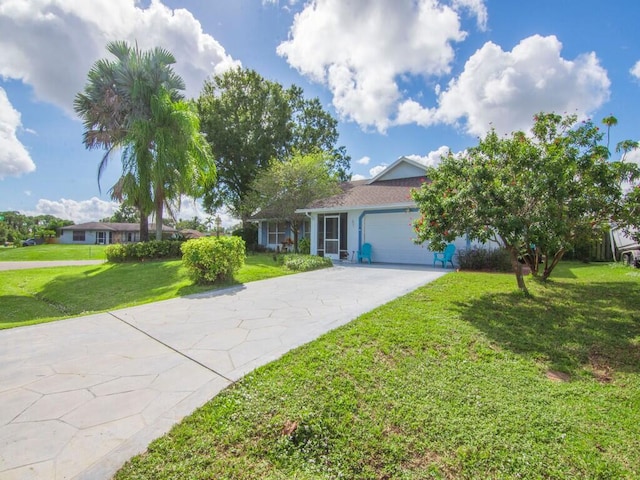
left=73, top=231, right=86, bottom=242
left=302, top=219, right=311, bottom=239
left=96, top=232, right=106, bottom=244
left=267, top=222, right=286, bottom=245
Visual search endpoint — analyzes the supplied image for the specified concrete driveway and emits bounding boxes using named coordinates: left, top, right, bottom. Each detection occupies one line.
left=0, top=263, right=448, bottom=479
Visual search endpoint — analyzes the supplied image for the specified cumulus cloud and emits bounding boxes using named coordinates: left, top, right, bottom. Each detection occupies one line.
left=277, top=0, right=474, bottom=132
left=0, top=0, right=239, bottom=114
left=405, top=146, right=451, bottom=168
left=32, top=197, right=118, bottom=224
left=369, top=164, right=388, bottom=177
left=630, top=60, right=640, bottom=80
left=432, top=35, right=610, bottom=136
left=452, top=0, right=488, bottom=30
left=0, top=87, right=36, bottom=179
left=357, top=156, right=371, bottom=165
left=351, top=173, right=367, bottom=181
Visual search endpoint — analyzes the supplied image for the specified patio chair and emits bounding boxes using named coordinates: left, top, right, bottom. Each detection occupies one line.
left=433, top=244, right=456, bottom=268
left=358, top=243, right=372, bottom=264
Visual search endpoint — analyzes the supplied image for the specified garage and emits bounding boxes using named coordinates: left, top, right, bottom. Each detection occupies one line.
left=361, top=211, right=430, bottom=265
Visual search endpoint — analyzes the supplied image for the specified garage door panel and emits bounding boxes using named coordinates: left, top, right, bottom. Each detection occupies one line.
left=363, top=212, right=429, bottom=264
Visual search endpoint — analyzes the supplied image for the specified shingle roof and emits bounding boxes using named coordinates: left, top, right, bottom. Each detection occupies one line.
left=301, top=176, right=425, bottom=211
left=61, top=222, right=176, bottom=232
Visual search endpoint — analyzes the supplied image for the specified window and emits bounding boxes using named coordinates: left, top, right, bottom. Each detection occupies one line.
left=267, top=222, right=286, bottom=245
left=302, top=219, right=311, bottom=239
left=73, top=231, right=86, bottom=242
left=96, top=231, right=106, bottom=244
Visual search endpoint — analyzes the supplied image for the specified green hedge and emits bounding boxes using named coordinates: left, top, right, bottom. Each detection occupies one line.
left=105, top=240, right=184, bottom=263
left=181, top=236, right=246, bottom=284
left=457, top=247, right=512, bottom=272
left=279, top=254, right=333, bottom=272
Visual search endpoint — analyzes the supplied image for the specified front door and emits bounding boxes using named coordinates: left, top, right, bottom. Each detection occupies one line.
left=324, top=215, right=340, bottom=260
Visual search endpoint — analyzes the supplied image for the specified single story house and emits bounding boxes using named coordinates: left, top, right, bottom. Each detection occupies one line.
left=59, top=222, right=177, bottom=245
left=252, top=212, right=311, bottom=253
left=293, top=156, right=476, bottom=265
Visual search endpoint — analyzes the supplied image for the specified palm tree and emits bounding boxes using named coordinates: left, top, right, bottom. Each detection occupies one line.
left=615, top=139, right=639, bottom=161
left=602, top=115, right=618, bottom=150
left=74, top=41, right=186, bottom=241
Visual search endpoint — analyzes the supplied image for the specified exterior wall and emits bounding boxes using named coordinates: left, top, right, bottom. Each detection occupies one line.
left=257, top=220, right=311, bottom=252
left=375, top=163, right=424, bottom=181
left=58, top=230, right=98, bottom=245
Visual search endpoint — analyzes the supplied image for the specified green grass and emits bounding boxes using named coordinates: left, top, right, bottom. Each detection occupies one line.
left=0, top=254, right=294, bottom=329
left=0, top=243, right=107, bottom=260
left=114, top=262, right=640, bottom=479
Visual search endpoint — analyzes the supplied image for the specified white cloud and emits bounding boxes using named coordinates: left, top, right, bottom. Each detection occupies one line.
left=356, top=156, right=371, bottom=166
left=32, top=197, right=118, bottom=223
left=433, top=35, right=610, bottom=136
left=405, top=146, right=451, bottom=168
left=369, top=164, right=388, bottom=177
left=630, top=60, right=640, bottom=80
left=277, top=0, right=473, bottom=132
left=351, top=173, right=366, bottom=181
left=0, top=0, right=240, bottom=114
left=452, top=0, right=488, bottom=31
left=0, top=87, right=36, bottom=179
left=625, top=148, right=640, bottom=166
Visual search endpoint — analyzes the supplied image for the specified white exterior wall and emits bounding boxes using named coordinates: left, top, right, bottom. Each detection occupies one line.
left=59, top=230, right=97, bottom=245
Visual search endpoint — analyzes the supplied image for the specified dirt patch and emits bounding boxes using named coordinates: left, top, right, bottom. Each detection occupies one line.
left=546, top=370, right=571, bottom=382
left=588, top=348, right=613, bottom=383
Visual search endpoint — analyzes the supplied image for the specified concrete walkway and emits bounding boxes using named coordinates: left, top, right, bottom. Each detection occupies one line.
left=0, top=260, right=105, bottom=271
left=0, top=263, right=448, bottom=479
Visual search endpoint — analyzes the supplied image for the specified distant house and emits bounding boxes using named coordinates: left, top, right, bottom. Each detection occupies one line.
left=294, top=156, right=477, bottom=265
left=59, top=222, right=177, bottom=245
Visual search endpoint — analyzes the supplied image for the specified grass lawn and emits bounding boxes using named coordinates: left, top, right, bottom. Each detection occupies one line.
left=115, top=262, right=640, bottom=479
left=0, top=254, right=293, bottom=329
left=0, top=243, right=108, bottom=261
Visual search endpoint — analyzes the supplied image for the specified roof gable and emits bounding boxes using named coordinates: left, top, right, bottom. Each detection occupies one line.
left=368, top=156, right=426, bottom=183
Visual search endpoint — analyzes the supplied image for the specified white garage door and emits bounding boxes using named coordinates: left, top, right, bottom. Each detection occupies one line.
left=362, top=212, right=430, bottom=265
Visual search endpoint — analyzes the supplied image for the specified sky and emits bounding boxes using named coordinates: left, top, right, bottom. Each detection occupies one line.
left=2, top=0, right=640, bottom=227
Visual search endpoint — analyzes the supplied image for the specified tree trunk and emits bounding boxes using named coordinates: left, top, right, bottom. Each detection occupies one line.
left=155, top=197, right=164, bottom=241
left=138, top=207, right=149, bottom=242
left=292, top=221, right=299, bottom=254
left=508, top=247, right=529, bottom=295
left=542, top=248, right=565, bottom=280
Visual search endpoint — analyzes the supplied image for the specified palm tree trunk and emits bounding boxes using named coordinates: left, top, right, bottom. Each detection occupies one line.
left=155, top=193, right=164, bottom=241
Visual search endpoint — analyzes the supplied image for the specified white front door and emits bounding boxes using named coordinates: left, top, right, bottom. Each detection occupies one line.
left=324, top=215, right=340, bottom=260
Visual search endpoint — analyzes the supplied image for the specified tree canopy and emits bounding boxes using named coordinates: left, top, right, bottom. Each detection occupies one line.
left=197, top=67, right=350, bottom=223
left=412, top=112, right=639, bottom=295
left=249, top=151, right=342, bottom=251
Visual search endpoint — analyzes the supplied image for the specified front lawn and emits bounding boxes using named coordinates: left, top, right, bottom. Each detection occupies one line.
left=0, top=254, right=295, bottom=329
left=115, top=262, right=640, bottom=479
left=0, top=243, right=107, bottom=261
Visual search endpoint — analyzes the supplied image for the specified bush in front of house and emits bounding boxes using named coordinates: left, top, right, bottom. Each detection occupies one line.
left=298, top=237, right=311, bottom=255
left=181, top=236, right=246, bottom=284
left=280, top=254, right=333, bottom=272
left=105, top=240, right=184, bottom=262
left=457, top=247, right=512, bottom=272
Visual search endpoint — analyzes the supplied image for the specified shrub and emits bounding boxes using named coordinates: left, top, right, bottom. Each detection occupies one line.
left=280, top=254, right=332, bottom=272
left=232, top=224, right=258, bottom=252
left=457, top=247, right=512, bottom=272
left=298, top=237, right=311, bottom=255
left=105, top=240, right=183, bottom=263
left=181, top=236, right=246, bottom=284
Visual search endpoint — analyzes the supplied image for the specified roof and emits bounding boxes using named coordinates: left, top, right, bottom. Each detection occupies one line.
left=299, top=176, right=425, bottom=212
left=61, top=222, right=177, bottom=232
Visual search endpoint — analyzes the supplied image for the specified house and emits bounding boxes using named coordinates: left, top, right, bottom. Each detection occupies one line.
left=294, top=156, right=475, bottom=265
left=252, top=211, right=312, bottom=252
left=59, top=222, right=177, bottom=245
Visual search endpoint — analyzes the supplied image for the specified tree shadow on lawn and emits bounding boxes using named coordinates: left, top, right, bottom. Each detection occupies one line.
left=453, top=280, right=640, bottom=380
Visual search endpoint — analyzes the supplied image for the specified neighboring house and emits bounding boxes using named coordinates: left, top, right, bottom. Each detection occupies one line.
left=59, top=222, right=177, bottom=245
left=295, top=156, right=476, bottom=265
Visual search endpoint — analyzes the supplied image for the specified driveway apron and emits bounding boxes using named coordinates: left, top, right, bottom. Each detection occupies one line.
left=0, top=263, right=448, bottom=479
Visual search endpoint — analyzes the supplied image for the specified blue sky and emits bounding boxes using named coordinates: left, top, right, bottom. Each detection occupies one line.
left=2, top=0, right=640, bottom=226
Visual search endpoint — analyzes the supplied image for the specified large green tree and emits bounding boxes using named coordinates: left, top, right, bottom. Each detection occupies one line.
left=74, top=41, right=214, bottom=241
left=412, top=112, right=637, bottom=295
left=197, top=67, right=350, bottom=225
left=249, top=151, right=342, bottom=251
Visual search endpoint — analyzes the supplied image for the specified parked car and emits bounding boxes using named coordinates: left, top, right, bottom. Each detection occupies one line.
left=22, top=238, right=37, bottom=246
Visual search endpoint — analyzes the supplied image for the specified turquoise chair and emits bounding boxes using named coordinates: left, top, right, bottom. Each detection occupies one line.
left=358, top=243, right=372, bottom=264
left=433, top=244, right=456, bottom=268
